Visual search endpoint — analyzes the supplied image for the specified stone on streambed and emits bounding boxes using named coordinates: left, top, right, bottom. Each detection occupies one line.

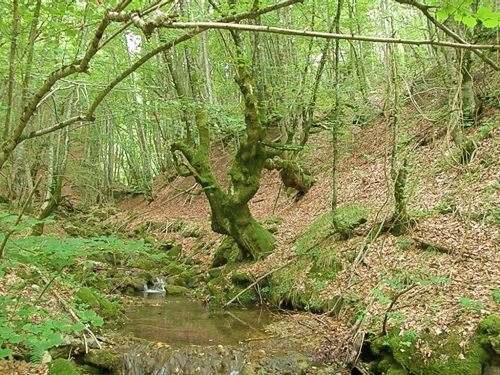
left=122, top=343, right=245, bottom=375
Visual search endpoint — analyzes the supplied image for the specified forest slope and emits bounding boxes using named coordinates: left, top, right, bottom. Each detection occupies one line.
left=118, top=98, right=500, bottom=342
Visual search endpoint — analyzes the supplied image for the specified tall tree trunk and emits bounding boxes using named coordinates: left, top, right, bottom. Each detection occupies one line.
left=386, top=20, right=411, bottom=236
left=172, top=28, right=278, bottom=260
left=103, top=118, right=115, bottom=197
left=3, top=0, right=19, bottom=142
left=331, top=0, right=343, bottom=232
left=31, top=92, right=72, bottom=236
left=11, top=143, right=28, bottom=206
left=31, top=128, right=69, bottom=236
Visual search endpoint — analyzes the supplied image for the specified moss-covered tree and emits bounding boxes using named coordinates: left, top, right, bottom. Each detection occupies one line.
left=172, top=28, right=280, bottom=260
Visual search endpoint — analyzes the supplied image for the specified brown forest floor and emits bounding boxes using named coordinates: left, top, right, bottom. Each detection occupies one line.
left=117, top=97, right=500, bottom=362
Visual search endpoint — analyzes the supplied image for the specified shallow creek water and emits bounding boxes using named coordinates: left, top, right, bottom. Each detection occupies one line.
left=119, top=294, right=274, bottom=347
left=117, top=295, right=341, bottom=374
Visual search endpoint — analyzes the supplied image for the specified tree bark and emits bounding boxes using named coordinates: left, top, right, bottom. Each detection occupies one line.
left=171, top=27, right=279, bottom=260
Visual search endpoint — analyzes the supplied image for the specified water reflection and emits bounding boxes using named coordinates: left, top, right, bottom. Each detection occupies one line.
left=120, top=296, right=274, bottom=347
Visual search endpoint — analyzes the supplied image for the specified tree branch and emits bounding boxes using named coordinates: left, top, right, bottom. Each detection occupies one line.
left=393, top=0, right=500, bottom=71
left=162, top=22, right=500, bottom=51
left=0, top=0, right=304, bottom=170
left=89, top=0, right=303, bottom=120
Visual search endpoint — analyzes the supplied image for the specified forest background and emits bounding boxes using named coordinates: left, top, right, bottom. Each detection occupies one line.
left=1, top=0, right=500, bottom=374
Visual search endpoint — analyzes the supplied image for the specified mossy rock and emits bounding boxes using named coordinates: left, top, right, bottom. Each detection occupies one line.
left=211, top=238, right=243, bottom=267
left=138, top=272, right=154, bottom=284
left=127, top=258, right=158, bottom=270
left=308, top=296, right=343, bottom=314
left=48, top=359, right=80, bottom=375
left=126, top=276, right=148, bottom=291
left=295, top=212, right=334, bottom=253
left=208, top=267, right=222, bottom=280
left=370, top=323, right=492, bottom=375
left=165, top=285, right=188, bottom=295
left=231, top=272, right=253, bottom=286
left=477, top=314, right=500, bottom=355
left=334, top=204, right=368, bottom=239
left=207, top=276, right=226, bottom=295
left=166, top=262, right=186, bottom=276
left=174, top=270, right=197, bottom=288
left=76, top=287, right=122, bottom=321
left=105, top=267, right=120, bottom=278
left=84, top=349, right=120, bottom=371
left=167, top=244, right=182, bottom=259
left=226, top=286, right=257, bottom=305
left=81, top=364, right=104, bottom=374
left=76, top=287, right=100, bottom=310
left=310, top=246, right=342, bottom=276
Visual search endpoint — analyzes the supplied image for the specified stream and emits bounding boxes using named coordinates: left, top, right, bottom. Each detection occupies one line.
left=120, top=294, right=274, bottom=347
left=117, top=295, right=342, bottom=375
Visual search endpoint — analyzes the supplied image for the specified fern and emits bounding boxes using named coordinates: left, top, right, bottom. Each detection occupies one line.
left=29, top=346, right=43, bottom=364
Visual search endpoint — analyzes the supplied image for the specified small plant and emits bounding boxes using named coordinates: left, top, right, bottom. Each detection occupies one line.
left=167, top=218, right=185, bottom=233
left=0, top=211, right=156, bottom=358
left=313, top=280, right=328, bottom=293
left=492, top=289, right=500, bottom=303
left=396, top=238, right=412, bottom=249
left=459, top=297, right=485, bottom=313
left=398, top=330, right=421, bottom=349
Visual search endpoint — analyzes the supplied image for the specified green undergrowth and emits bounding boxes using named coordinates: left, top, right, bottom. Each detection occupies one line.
left=265, top=207, right=368, bottom=312
left=0, top=208, right=203, bottom=362
left=205, top=210, right=366, bottom=311
left=370, top=314, right=500, bottom=375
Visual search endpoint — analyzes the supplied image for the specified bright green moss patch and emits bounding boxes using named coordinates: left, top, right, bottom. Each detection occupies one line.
left=84, top=349, right=120, bottom=371
left=165, top=285, right=188, bottom=295
left=48, top=359, right=80, bottom=375
left=166, top=262, right=186, bottom=276
left=211, top=238, right=242, bottom=267
left=76, top=287, right=122, bottom=322
left=370, top=316, right=500, bottom=375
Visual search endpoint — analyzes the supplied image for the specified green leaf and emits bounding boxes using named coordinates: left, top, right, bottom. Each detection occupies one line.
left=436, top=9, right=449, bottom=20
left=91, top=316, right=104, bottom=327
left=70, top=323, right=85, bottom=332
left=377, top=295, right=392, bottom=303
left=0, top=327, right=13, bottom=335
left=492, top=289, right=500, bottom=303
left=483, top=19, right=498, bottom=28
left=462, top=15, right=477, bottom=27
left=8, top=335, right=25, bottom=344
left=33, top=333, right=64, bottom=351
left=65, top=29, right=78, bottom=37
left=18, top=306, right=37, bottom=317
left=0, top=348, right=12, bottom=358
left=476, top=7, right=493, bottom=18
